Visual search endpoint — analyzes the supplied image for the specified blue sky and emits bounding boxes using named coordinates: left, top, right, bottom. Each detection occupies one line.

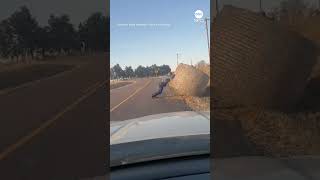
left=110, top=0, right=210, bottom=70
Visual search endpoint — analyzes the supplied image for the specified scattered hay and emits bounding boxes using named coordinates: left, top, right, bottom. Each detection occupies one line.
left=184, top=96, right=210, bottom=111
left=227, top=108, right=320, bottom=157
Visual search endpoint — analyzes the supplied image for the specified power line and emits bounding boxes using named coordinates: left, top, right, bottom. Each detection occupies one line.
left=259, top=0, right=262, bottom=12
left=176, top=53, right=178, bottom=67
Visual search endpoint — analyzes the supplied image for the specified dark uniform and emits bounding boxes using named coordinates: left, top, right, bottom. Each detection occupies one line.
left=152, top=78, right=170, bottom=98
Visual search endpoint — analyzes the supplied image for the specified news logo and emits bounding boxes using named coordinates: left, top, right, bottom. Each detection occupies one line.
left=194, top=10, right=204, bottom=23
left=194, top=10, right=203, bottom=19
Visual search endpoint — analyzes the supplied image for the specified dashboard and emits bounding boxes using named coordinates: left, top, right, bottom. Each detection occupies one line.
left=110, top=155, right=210, bottom=180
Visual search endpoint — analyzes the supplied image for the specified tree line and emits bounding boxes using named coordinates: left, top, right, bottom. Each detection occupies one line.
left=111, top=64, right=171, bottom=79
left=0, top=6, right=109, bottom=62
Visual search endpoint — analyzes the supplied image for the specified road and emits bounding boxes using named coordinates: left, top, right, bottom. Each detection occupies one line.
left=0, top=54, right=107, bottom=179
left=110, top=77, right=191, bottom=121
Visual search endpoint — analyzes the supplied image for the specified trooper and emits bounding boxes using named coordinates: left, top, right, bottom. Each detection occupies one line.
left=152, top=76, right=171, bottom=98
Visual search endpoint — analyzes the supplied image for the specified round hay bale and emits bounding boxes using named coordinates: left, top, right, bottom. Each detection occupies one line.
left=197, top=64, right=210, bottom=76
left=196, top=64, right=210, bottom=86
left=212, top=5, right=318, bottom=112
left=170, top=64, right=209, bottom=96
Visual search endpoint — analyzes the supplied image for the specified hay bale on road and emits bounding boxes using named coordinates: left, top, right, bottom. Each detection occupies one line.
left=170, top=64, right=209, bottom=96
left=196, top=64, right=210, bottom=77
left=196, top=64, right=210, bottom=87
left=212, top=5, right=318, bottom=112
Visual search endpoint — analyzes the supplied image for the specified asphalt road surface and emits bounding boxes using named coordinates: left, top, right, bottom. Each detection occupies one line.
left=0, top=54, right=107, bottom=179
left=110, top=77, right=191, bottom=121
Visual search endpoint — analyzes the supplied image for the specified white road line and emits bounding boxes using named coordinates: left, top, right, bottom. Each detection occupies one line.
left=110, top=80, right=151, bottom=112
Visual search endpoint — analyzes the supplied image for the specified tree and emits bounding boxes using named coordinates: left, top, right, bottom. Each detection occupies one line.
left=1, top=6, right=109, bottom=61
left=0, top=19, right=14, bottom=58
left=149, top=64, right=159, bottom=77
left=145, top=66, right=153, bottom=77
left=112, top=64, right=124, bottom=79
left=132, top=64, right=171, bottom=78
left=158, top=65, right=171, bottom=75
left=110, top=68, right=115, bottom=79
left=134, top=65, right=147, bottom=77
left=124, top=66, right=134, bottom=78
left=48, top=14, right=77, bottom=55
left=7, top=6, right=39, bottom=60
left=79, top=12, right=108, bottom=52
left=34, top=26, right=51, bottom=58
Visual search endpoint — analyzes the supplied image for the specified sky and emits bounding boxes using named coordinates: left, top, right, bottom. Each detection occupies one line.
left=110, top=0, right=210, bottom=70
left=0, top=0, right=107, bottom=26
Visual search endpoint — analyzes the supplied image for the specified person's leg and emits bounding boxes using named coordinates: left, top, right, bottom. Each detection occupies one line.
left=152, top=90, right=160, bottom=98
left=152, top=86, right=164, bottom=98
left=159, top=86, right=164, bottom=94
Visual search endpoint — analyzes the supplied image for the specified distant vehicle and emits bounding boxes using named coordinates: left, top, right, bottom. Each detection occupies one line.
left=109, top=111, right=210, bottom=180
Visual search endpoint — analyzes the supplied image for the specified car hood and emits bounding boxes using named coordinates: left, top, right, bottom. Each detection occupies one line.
left=110, top=111, right=210, bottom=145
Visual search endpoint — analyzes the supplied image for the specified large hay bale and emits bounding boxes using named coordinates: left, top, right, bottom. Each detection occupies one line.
left=170, top=64, right=209, bottom=96
left=196, top=64, right=210, bottom=77
left=212, top=5, right=317, bottom=112
left=196, top=64, right=210, bottom=96
left=196, top=64, right=210, bottom=76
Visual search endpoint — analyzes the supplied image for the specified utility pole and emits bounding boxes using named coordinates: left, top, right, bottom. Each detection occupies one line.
left=204, top=18, right=210, bottom=59
left=216, top=0, right=219, bottom=16
left=176, top=53, right=179, bottom=67
left=259, top=0, right=262, bottom=12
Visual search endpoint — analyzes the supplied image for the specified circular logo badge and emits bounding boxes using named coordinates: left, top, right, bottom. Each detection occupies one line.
left=194, top=10, right=204, bottom=19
